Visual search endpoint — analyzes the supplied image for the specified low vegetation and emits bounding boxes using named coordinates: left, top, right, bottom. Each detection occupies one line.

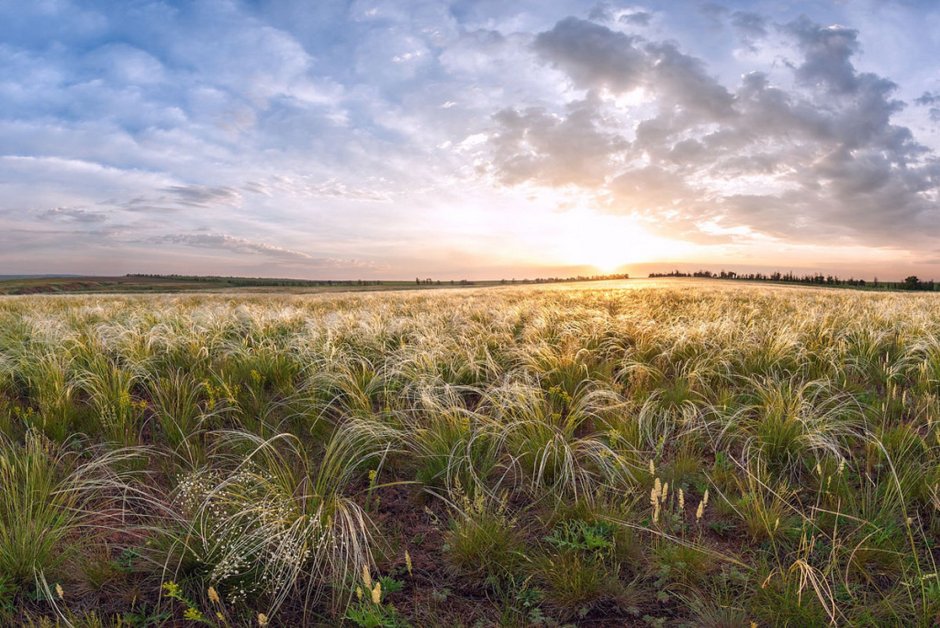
left=0, top=280, right=938, bottom=625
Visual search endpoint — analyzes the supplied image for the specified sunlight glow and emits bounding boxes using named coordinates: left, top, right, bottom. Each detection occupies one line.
left=551, top=210, right=692, bottom=273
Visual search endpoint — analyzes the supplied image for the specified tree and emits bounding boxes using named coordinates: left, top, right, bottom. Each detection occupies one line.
left=904, top=276, right=921, bottom=290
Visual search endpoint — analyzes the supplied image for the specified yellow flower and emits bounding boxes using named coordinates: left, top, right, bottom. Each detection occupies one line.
left=362, top=564, right=373, bottom=590
left=55, top=583, right=64, bottom=599
left=371, top=581, right=382, bottom=605
left=207, top=586, right=220, bottom=604
left=405, top=549, right=413, bottom=577
left=258, top=613, right=269, bottom=627
left=678, top=488, right=685, bottom=511
left=184, top=607, right=204, bottom=621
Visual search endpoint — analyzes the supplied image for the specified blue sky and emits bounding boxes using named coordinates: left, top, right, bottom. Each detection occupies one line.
left=1, top=0, right=938, bottom=279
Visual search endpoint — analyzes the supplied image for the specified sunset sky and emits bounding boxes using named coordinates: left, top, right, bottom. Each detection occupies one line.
left=1, top=0, right=938, bottom=280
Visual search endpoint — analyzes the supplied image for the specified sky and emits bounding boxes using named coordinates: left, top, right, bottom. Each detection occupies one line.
left=1, top=0, right=939, bottom=280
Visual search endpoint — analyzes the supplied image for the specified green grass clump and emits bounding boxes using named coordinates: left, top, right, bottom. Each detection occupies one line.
left=0, top=430, right=139, bottom=598
left=444, top=489, right=522, bottom=585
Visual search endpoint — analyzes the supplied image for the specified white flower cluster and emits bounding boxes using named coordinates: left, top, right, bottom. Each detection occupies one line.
left=173, top=466, right=331, bottom=603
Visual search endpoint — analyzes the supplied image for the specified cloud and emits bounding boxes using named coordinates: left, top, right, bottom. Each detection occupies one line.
left=731, top=11, right=767, bottom=38
left=488, top=96, right=628, bottom=186
left=731, top=11, right=767, bottom=49
left=586, top=3, right=650, bottom=27
left=587, top=3, right=613, bottom=23
left=39, top=206, right=108, bottom=223
left=620, top=11, right=652, bottom=27
left=916, top=92, right=940, bottom=106
left=644, top=41, right=735, bottom=119
left=532, top=18, right=733, bottom=116
left=915, top=91, right=940, bottom=121
left=486, top=14, right=940, bottom=248
left=144, top=232, right=382, bottom=269
left=784, top=18, right=863, bottom=94
left=149, top=233, right=306, bottom=261
left=699, top=3, right=729, bottom=27
left=532, top=17, right=646, bottom=92
left=161, top=185, right=243, bottom=208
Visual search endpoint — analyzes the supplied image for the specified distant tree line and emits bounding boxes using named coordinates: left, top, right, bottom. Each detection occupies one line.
left=497, top=273, right=631, bottom=285
left=127, top=274, right=388, bottom=287
left=648, top=269, right=937, bottom=291
left=128, top=272, right=631, bottom=289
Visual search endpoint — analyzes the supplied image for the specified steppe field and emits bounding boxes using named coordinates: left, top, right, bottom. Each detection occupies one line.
left=1, top=280, right=939, bottom=627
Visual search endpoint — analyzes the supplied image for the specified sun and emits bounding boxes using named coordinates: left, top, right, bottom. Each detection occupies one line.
left=585, top=247, right=626, bottom=274
left=555, top=211, right=680, bottom=273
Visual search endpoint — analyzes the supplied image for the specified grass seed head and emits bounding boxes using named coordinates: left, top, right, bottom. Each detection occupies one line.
left=362, top=564, right=373, bottom=590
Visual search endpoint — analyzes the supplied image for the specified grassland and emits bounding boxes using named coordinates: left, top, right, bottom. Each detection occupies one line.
left=0, top=280, right=939, bottom=626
